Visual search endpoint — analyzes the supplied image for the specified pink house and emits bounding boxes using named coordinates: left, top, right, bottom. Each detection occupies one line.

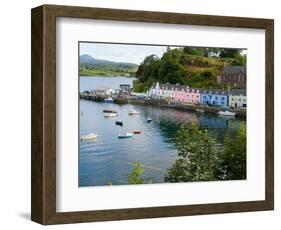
left=173, top=86, right=185, bottom=102
left=173, top=86, right=200, bottom=104
left=187, top=88, right=200, bottom=104
left=148, top=82, right=200, bottom=104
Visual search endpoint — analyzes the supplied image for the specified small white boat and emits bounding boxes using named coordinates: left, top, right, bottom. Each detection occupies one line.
left=104, top=97, right=114, bottom=103
left=218, top=110, right=236, bottom=117
left=104, top=113, right=118, bottom=117
left=195, top=109, right=205, bottom=113
left=80, top=133, right=98, bottom=141
left=118, top=133, right=133, bottom=139
left=128, top=110, right=140, bottom=115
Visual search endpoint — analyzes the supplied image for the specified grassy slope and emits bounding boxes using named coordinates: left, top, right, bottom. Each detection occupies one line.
left=133, top=54, right=241, bottom=92
left=180, top=55, right=240, bottom=88
left=80, top=67, right=137, bottom=77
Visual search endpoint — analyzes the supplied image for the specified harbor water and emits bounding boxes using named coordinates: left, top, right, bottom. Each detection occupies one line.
left=79, top=76, right=246, bottom=186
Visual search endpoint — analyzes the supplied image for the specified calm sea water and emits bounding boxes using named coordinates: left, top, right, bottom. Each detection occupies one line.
left=79, top=76, right=246, bottom=187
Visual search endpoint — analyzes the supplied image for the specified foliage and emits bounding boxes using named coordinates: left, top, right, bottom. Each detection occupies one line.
left=216, top=124, right=247, bottom=180
left=165, top=123, right=218, bottom=182
left=128, top=162, right=145, bottom=184
left=135, top=47, right=246, bottom=91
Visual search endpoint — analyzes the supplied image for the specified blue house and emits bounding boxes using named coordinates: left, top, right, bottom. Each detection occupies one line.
left=200, top=89, right=228, bottom=107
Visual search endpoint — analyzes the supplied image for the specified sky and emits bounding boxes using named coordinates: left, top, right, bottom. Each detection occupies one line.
left=79, top=42, right=168, bottom=65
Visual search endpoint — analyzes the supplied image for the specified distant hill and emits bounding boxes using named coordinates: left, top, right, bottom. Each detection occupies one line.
left=80, top=54, right=138, bottom=77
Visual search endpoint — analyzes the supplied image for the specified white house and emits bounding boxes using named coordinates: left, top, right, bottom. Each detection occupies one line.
left=147, top=82, right=175, bottom=100
left=229, top=89, right=247, bottom=108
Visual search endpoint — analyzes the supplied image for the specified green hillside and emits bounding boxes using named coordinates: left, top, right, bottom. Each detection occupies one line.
left=133, top=47, right=246, bottom=92
left=79, top=54, right=138, bottom=77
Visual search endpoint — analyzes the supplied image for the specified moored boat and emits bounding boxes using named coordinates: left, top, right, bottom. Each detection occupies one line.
left=195, top=109, right=205, bottom=113
left=104, top=97, right=114, bottom=103
left=104, top=113, right=118, bottom=117
left=80, top=133, right=98, bottom=141
left=103, top=109, right=117, bottom=114
left=115, top=121, right=123, bottom=126
left=147, top=118, right=153, bottom=123
left=133, top=130, right=142, bottom=134
left=218, top=110, right=236, bottom=117
left=118, top=133, right=133, bottom=139
left=128, top=109, right=140, bottom=115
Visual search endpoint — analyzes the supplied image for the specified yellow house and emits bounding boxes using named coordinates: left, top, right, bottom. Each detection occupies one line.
left=229, top=89, right=247, bottom=108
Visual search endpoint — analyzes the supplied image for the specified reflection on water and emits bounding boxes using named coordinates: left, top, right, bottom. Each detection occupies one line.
left=79, top=100, right=246, bottom=186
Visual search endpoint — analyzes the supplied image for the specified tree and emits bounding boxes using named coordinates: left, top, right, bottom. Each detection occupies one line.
left=136, top=55, right=160, bottom=82
left=217, top=124, right=246, bottom=180
left=219, top=49, right=240, bottom=58
left=165, top=123, right=217, bottom=182
left=128, top=162, right=144, bottom=184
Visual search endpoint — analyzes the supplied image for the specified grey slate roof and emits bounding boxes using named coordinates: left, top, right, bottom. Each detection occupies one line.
left=222, top=66, right=246, bottom=75
left=230, top=89, right=247, bottom=96
left=151, top=83, right=247, bottom=96
left=201, top=89, right=229, bottom=96
left=159, top=83, right=201, bottom=93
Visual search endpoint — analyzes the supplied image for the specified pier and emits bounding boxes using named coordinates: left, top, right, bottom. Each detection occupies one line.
left=79, top=93, right=246, bottom=118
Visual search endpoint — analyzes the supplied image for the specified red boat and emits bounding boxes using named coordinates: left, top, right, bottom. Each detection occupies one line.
left=133, top=130, right=142, bottom=134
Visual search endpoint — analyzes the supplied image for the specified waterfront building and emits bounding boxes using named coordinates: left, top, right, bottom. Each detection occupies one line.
left=120, top=84, right=131, bottom=94
left=148, top=83, right=238, bottom=108
left=229, top=89, right=247, bottom=108
left=95, top=87, right=115, bottom=96
left=217, top=66, right=246, bottom=86
left=173, top=85, right=200, bottom=104
left=200, top=89, right=228, bottom=107
left=147, top=82, right=200, bottom=104
left=147, top=82, right=169, bottom=99
left=186, top=88, right=200, bottom=104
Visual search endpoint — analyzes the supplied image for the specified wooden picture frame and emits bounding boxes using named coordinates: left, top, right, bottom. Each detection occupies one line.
left=31, top=4, right=274, bottom=225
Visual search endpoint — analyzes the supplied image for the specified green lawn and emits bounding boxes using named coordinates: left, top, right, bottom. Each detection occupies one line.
left=80, top=68, right=134, bottom=77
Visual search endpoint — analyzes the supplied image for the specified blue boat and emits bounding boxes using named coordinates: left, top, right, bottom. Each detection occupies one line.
left=104, top=97, right=113, bottom=103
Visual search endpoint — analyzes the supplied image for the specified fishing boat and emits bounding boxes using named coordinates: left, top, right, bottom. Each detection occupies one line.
left=115, top=121, right=123, bottom=126
left=104, top=113, right=118, bottom=117
left=133, top=130, right=142, bottom=134
left=118, top=133, right=133, bottom=139
left=147, top=118, right=153, bottom=123
left=128, top=109, right=140, bottom=115
left=103, top=109, right=117, bottom=114
left=218, top=110, right=236, bottom=117
left=195, top=109, right=205, bottom=113
left=104, top=97, right=114, bottom=103
left=80, top=133, right=98, bottom=141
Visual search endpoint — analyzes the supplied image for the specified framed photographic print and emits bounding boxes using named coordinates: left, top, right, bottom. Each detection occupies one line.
left=31, top=4, right=274, bottom=225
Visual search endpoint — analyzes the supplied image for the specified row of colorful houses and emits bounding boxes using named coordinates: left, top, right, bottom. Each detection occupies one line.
left=147, top=82, right=246, bottom=108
